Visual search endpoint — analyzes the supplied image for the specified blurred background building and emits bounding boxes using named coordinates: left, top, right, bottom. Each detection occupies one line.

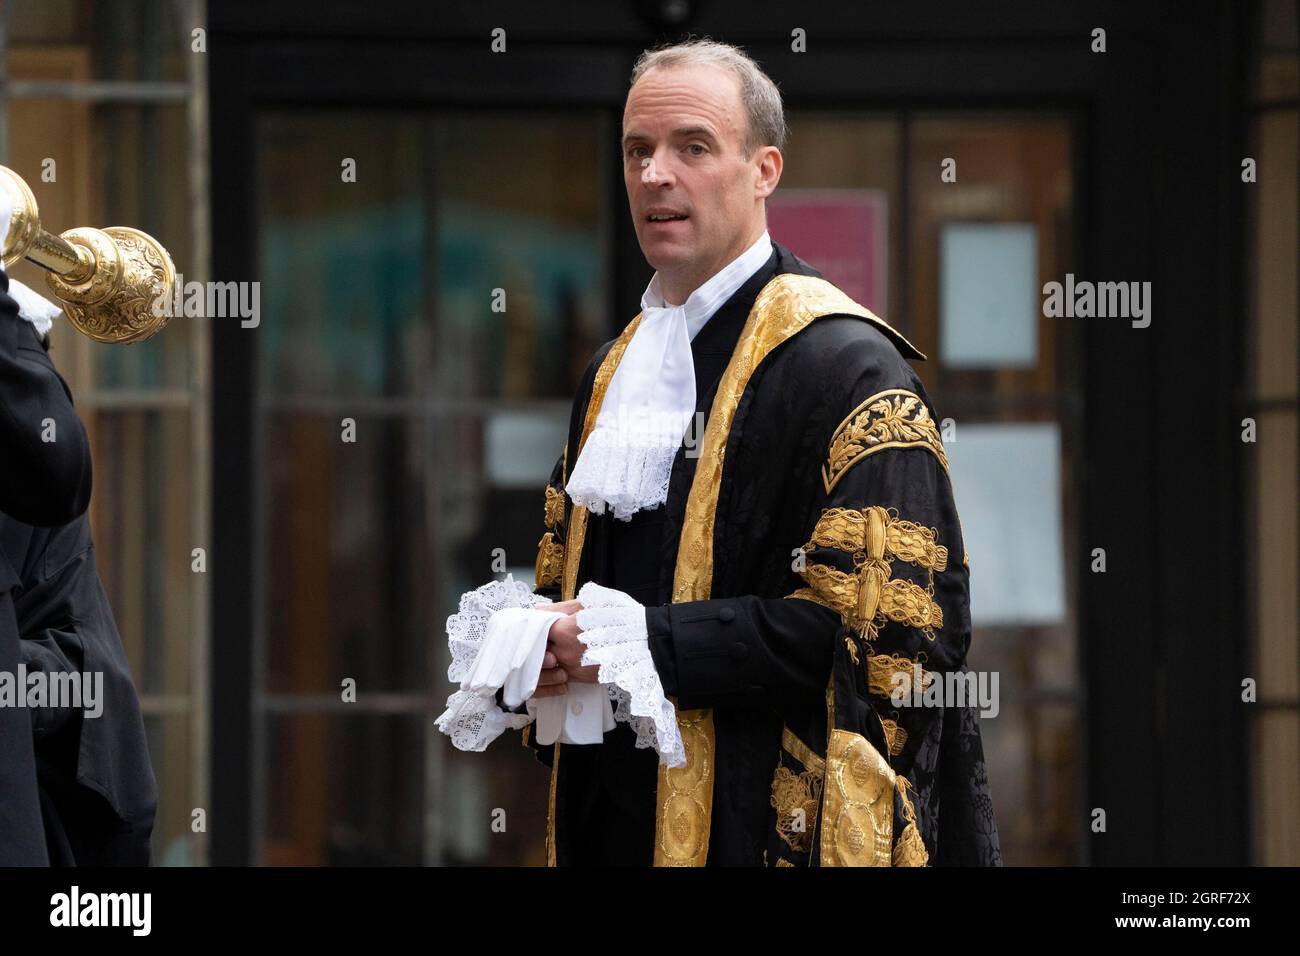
left=0, top=0, right=1293, bottom=866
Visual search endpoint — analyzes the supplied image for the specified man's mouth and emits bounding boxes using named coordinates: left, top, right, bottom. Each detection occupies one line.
left=646, top=211, right=688, bottom=222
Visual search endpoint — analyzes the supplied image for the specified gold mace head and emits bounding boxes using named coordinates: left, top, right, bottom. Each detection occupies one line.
left=0, top=164, right=176, bottom=344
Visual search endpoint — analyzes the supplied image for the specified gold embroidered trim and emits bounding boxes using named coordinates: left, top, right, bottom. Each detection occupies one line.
left=806, top=507, right=870, bottom=552
left=771, top=764, right=823, bottom=854
left=822, top=389, right=949, bottom=493
left=775, top=857, right=795, bottom=867
left=888, top=518, right=947, bottom=571
left=879, top=717, right=907, bottom=757
left=656, top=709, right=715, bottom=866
left=543, top=484, right=565, bottom=530
left=807, top=507, right=949, bottom=572
left=561, top=315, right=644, bottom=603
left=782, top=726, right=826, bottom=775
left=797, top=502, right=947, bottom=644
left=892, top=776, right=929, bottom=867
left=866, top=653, right=934, bottom=699
left=549, top=315, right=644, bottom=867
left=796, top=563, right=857, bottom=619
left=534, top=532, right=564, bottom=589
left=878, top=578, right=943, bottom=632
left=672, top=275, right=913, bottom=606
left=820, top=728, right=895, bottom=867
left=797, top=564, right=940, bottom=636
left=772, top=727, right=826, bottom=855
left=546, top=742, right=560, bottom=866
left=562, top=511, right=586, bottom=603
left=659, top=273, right=885, bottom=866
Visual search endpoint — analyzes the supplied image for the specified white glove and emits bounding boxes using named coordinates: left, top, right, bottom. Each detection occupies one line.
left=462, top=606, right=561, bottom=699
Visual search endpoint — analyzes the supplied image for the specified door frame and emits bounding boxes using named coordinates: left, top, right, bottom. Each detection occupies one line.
left=209, top=0, right=1249, bottom=865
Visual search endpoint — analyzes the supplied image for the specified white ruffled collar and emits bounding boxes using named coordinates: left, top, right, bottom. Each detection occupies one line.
left=565, top=231, right=772, bottom=520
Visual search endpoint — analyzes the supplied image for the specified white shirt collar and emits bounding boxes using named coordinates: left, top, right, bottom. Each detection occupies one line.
left=639, top=230, right=773, bottom=340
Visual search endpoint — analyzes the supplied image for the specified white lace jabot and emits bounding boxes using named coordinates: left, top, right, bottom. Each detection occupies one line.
left=564, top=230, right=773, bottom=521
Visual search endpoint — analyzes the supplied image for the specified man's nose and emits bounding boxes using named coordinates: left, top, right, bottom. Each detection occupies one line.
left=639, top=150, right=675, bottom=187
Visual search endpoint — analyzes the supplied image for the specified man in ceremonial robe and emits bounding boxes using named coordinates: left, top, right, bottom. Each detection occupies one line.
left=0, top=256, right=94, bottom=865
left=520, top=39, right=1001, bottom=867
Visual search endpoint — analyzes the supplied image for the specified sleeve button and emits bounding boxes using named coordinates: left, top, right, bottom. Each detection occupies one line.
left=718, top=607, right=736, bottom=623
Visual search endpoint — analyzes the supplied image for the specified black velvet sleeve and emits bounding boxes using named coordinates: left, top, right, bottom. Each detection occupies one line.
left=645, top=597, right=838, bottom=712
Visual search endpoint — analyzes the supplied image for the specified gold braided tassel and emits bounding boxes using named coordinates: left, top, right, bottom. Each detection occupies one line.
left=892, top=775, right=929, bottom=867
left=880, top=717, right=907, bottom=756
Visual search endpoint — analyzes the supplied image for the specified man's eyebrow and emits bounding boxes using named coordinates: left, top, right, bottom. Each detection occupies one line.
left=671, top=125, right=719, bottom=141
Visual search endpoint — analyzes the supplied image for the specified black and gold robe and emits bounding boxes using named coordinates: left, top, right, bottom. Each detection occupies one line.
left=528, top=241, right=1001, bottom=867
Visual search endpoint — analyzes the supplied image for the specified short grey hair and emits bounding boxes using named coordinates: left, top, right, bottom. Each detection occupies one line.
left=630, top=39, right=787, bottom=155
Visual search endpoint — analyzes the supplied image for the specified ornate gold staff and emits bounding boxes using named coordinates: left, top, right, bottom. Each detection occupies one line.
left=0, top=164, right=176, bottom=344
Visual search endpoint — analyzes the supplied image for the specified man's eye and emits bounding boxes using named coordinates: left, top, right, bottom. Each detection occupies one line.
left=686, top=144, right=707, bottom=156
left=627, top=146, right=649, bottom=159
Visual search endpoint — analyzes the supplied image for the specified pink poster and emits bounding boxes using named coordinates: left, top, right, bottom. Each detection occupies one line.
left=766, top=189, right=888, bottom=316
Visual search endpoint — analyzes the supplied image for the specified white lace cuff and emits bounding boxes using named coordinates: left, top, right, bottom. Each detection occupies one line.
left=574, top=581, right=685, bottom=768
left=445, top=574, right=552, bottom=684
left=436, top=689, right=534, bottom=753
left=438, top=574, right=549, bottom=753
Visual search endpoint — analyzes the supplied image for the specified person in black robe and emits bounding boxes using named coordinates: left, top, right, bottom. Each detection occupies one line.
left=0, top=262, right=94, bottom=866
left=518, top=40, right=1001, bottom=867
left=529, top=241, right=1000, bottom=866
left=4, top=508, right=158, bottom=866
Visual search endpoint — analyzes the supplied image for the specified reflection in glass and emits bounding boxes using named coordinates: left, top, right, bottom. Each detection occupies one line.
left=910, top=114, right=1080, bottom=865
left=144, top=714, right=194, bottom=866
left=263, top=413, right=431, bottom=695
left=87, top=409, right=193, bottom=698
left=254, top=111, right=605, bottom=863
left=262, top=714, right=424, bottom=866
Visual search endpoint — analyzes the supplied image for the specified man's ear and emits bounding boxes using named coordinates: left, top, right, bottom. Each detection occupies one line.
left=754, top=146, right=783, bottom=199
